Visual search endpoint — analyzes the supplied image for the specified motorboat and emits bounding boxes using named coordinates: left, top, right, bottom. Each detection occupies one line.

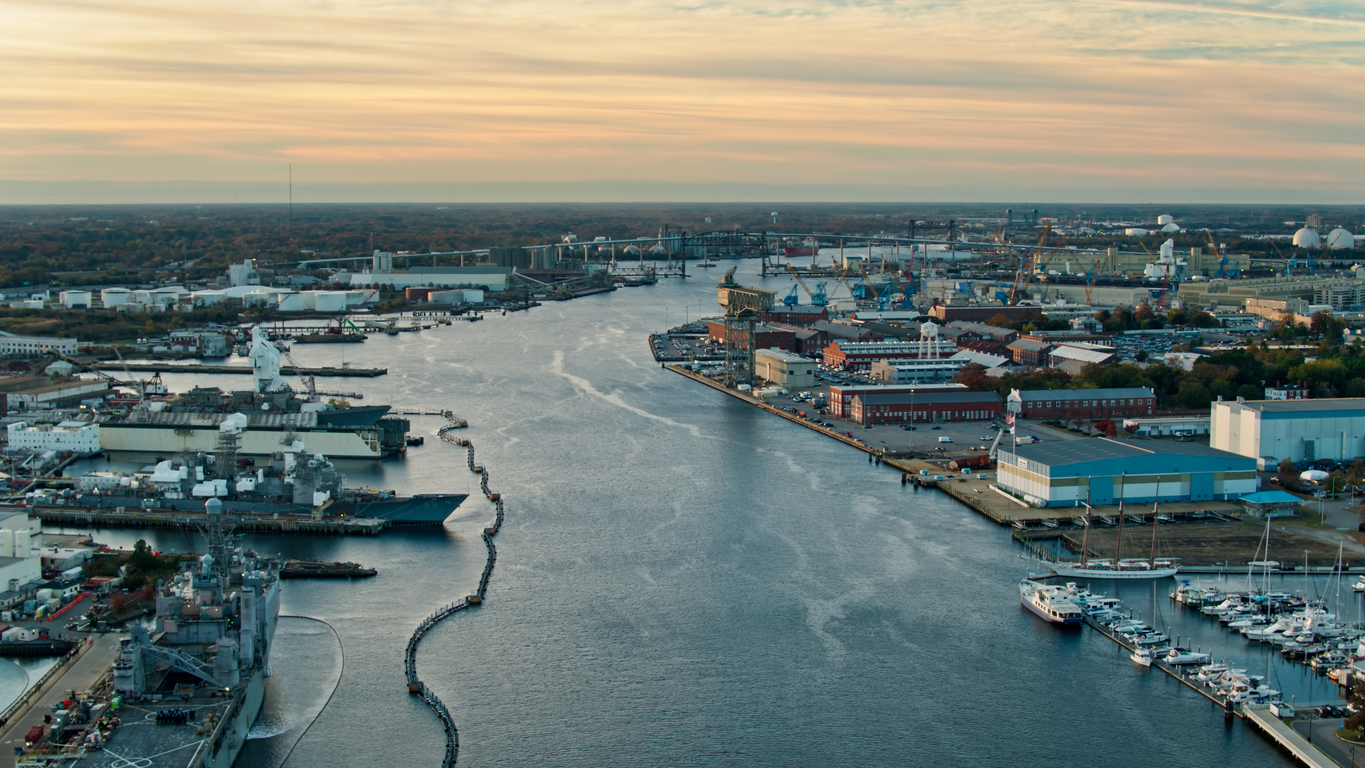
left=1130, top=647, right=1153, bottom=666
left=1194, top=663, right=1229, bottom=681
left=1165, top=649, right=1211, bottom=666
left=1019, top=580, right=1084, bottom=625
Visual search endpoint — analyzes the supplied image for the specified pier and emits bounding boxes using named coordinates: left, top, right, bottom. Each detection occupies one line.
left=404, top=438, right=506, bottom=767
left=96, top=362, right=387, bottom=377
left=27, top=506, right=389, bottom=535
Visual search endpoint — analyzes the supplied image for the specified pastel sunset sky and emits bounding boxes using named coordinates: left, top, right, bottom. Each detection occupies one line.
left=2, top=0, right=1362, bottom=203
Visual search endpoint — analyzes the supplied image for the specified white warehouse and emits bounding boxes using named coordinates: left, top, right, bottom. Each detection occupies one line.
left=1212, top=398, right=1365, bottom=469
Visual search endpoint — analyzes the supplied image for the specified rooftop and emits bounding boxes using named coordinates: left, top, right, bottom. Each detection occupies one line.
left=1225, top=398, right=1365, bottom=414
left=1011, top=387, right=1154, bottom=401
left=855, top=391, right=1001, bottom=405
left=1006, top=437, right=1249, bottom=468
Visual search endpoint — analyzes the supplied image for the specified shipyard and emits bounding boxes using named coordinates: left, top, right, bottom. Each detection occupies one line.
left=0, top=203, right=1358, bottom=768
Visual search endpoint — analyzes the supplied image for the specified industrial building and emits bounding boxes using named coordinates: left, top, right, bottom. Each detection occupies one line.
left=1121, top=416, right=1210, bottom=437
left=995, top=438, right=1258, bottom=508
left=822, top=339, right=957, bottom=370
left=755, top=349, right=815, bottom=388
left=1211, top=398, right=1365, bottom=469
left=869, top=356, right=967, bottom=384
left=848, top=390, right=1001, bottom=425
left=6, top=421, right=100, bottom=455
left=706, top=322, right=796, bottom=353
left=0, top=334, right=78, bottom=357
left=1006, top=387, right=1156, bottom=420
left=827, top=383, right=968, bottom=418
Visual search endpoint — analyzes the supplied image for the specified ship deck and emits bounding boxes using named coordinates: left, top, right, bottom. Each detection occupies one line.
left=30, top=698, right=234, bottom=768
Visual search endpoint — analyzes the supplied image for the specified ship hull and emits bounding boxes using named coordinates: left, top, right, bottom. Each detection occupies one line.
left=1020, top=594, right=1083, bottom=624
left=1047, top=563, right=1180, bottom=580
left=100, top=422, right=388, bottom=459
left=70, top=492, right=468, bottom=525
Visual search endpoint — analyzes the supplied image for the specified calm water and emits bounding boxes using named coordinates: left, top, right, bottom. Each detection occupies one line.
left=60, top=263, right=1301, bottom=767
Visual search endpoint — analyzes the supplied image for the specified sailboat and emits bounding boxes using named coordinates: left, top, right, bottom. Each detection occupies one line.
left=1047, top=474, right=1180, bottom=580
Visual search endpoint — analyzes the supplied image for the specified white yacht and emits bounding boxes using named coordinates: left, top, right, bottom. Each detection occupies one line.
left=1165, top=649, right=1211, bottom=666
left=1130, top=646, right=1153, bottom=666
left=1019, top=580, right=1085, bottom=625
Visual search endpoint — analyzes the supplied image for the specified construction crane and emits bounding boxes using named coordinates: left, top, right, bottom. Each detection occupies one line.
left=1268, top=239, right=1293, bottom=276
left=1204, top=232, right=1233, bottom=278
left=785, top=265, right=829, bottom=306
left=1008, top=225, right=1052, bottom=305
left=854, top=260, right=883, bottom=303
left=44, top=351, right=153, bottom=398
left=1084, top=259, right=1101, bottom=306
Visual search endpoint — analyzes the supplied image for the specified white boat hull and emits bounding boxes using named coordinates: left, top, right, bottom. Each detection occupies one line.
left=1047, top=563, right=1179, bottom=580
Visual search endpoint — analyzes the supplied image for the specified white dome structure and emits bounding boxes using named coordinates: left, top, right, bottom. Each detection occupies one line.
left=1327, top=228, right=1355, bottom=250
left=1293, top=227, right=1321, bottom=249
left=1157, top=214, right=1175, bottom=226
left=1161, top=222, right=1181, bottom=233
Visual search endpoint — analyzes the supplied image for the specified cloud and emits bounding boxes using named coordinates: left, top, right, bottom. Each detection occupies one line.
left=0, top=0, right=1361, bottom=202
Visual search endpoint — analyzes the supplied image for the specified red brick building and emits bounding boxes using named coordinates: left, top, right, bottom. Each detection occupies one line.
left=758, top=306, right=829, bottom=326
left=827, top=383, right=969, bottom=417
left=706, top=321, right=797, bottom=352
left=850, top=390, right=1003, bottom=425
left=823, top=340, right=959, bottom=370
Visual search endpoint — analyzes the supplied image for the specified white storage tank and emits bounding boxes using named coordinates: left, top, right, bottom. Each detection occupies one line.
left=60, top=290, right=92, bottom=309
left=1327, top=228, right=1355, bottom=250
left=276, top=292, right=308, bottom=312
left=241, top=290, right=276, bottom=307
left=192, top=290, right=227, bottom=306
left=100, top=287, right=132, bottom=308
left=311, top=291, right=348, bottom=313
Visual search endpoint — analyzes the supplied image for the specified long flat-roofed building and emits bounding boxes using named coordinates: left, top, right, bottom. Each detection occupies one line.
left=996, top=437, right=1258, bottom=508
left=1211, top=397, right=1365, bottom=469
left=849, top=390, right=1002, bottom=425
left=827, top=383, right=968, bottom=418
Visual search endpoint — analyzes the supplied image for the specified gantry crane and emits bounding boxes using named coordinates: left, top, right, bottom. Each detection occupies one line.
left=785, top=265, right=828, bottom=306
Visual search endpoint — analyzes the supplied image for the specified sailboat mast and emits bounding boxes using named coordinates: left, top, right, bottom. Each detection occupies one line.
left=1150, top=478, right=1161, bottom=567
left=1081, top=484, right=1091, bottom=568
left=1115, top=472, right=1126, bottom=564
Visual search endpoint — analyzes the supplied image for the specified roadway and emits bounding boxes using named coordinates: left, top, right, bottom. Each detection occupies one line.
left=0, top=632, right=126, bottom=768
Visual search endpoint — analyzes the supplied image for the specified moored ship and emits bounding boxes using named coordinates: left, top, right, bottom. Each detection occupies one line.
left=16, top=499, right=279, bottom=767
left=87, top=327, right=410, bottom=460
left=65, top=422, right=465, bottom=526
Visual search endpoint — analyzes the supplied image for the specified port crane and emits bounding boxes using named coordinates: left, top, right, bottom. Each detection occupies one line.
left=782, top=284, right=801, bottom=307
left=1007, top=225, right=1052, bottom=305
left=44, top=351, right=166, bottom=401
left=785, top=265, right=829, bottom=306
left=1084, top=259, right=1101, bottom=306
left=1204, top=232, right=1233, bottom=278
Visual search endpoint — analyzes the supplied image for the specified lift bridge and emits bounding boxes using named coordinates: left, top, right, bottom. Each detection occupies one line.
left=716, top=267, right=774, bottom=387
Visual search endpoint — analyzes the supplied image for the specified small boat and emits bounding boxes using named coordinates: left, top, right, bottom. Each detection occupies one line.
left=1019, top=580, right=1084, bottom=625
left=1165, top=649, right=1211, bottom=666
left=1354, top=578, right=1365, bottom=593
left=1130, top=647, right=1153, bottom=666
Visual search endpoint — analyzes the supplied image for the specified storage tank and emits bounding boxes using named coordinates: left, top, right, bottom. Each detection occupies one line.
left=1327, top=228, right=1355, bottom=250
left=100, top=287, right=132, bottom=308
left=405, top=287, right=435, bottom=302
left=59, top=290, right=92, bottom=309
left=311, top=291, right=348, bottom=313
left=241, top=290, right=276, bottom=307
left=1293, top=227, right=1321, bottom=249
left=192, top=290, right=226, bottom=306
left=1156, top=214, right=1174, bottom=226
left=276, top=292, right=307, bottom=312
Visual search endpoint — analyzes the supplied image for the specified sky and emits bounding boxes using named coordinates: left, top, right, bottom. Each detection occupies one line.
left=1, top=0, right=1363, bottom=204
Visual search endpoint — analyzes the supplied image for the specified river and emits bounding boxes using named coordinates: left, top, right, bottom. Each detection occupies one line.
left=60, top=261, right=1303, bottom=766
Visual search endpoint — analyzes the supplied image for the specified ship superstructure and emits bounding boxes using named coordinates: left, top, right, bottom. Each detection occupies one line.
left=18, top=499, right=280, bottom=768
left=91, top=327, right=410, bottom=459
